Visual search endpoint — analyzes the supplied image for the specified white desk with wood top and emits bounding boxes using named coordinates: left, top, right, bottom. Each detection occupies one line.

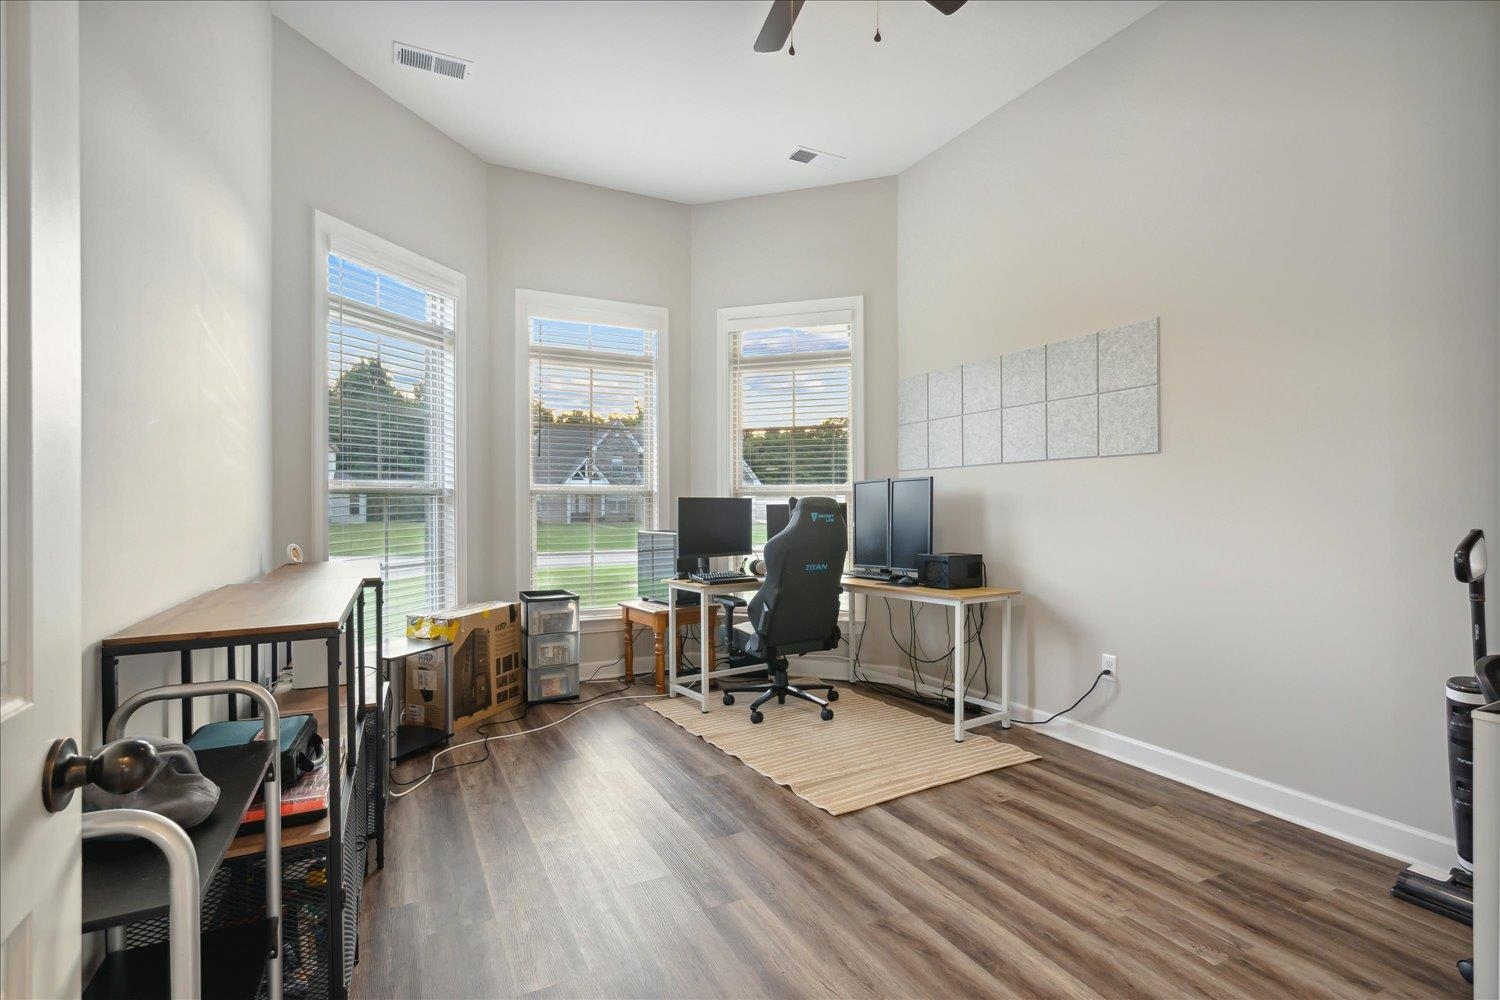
left=664, top=573, right=1019, bottom=742
left=664, top=577, right=770, bottom=712
left=839, top=575, right=1020, bottom=742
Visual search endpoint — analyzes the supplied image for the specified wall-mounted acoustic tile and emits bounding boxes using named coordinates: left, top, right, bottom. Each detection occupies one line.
left=928, top=416, right=963, bottom=468
left=897, top=375, right=927, bottom=425
left=1002, top=402, right=1045, bottom=463
left=1047, top=395, right=1098, bottom=459
left=962, top=408, right=1003, bottom=465
left=1047, top=333, right=1097, bottom=400
left=1098, top=318, right=1159, bottom=392
left=928, top=367, right=963, bottom=419
left=1099, top=385, right=1159, bottom=456
left=962, top=358, right=1003, bottom=413
left=898, top=421, right=928, bottom=470
left=1002, top=345, right=1045, bottom=407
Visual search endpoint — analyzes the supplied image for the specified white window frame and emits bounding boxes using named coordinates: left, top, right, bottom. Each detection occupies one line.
left=714, top=296, right=865, bottom=498
left=514, top=289, right=670, bottom=622
left=310, top=211, right=467, bottom=606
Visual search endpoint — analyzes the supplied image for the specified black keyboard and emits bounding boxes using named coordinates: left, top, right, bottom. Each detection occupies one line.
left=688, top=570, right=759, bottom=585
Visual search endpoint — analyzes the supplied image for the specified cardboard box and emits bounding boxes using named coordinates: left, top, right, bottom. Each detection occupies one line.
left=407, top=601, right=521, bottom=729
left=397, top=647, right=448, bottom=729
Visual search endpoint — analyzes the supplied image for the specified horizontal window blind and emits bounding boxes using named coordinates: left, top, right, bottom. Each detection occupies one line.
left=326, top=251, right=457, bottom=636
left=527, top=316, right=659, bottom=614
left=730, top=321, right=854, bottom=549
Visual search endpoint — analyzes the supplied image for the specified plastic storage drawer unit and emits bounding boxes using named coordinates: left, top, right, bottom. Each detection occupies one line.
left=527, top=631, right=579, bottom=669
left=520, top=589, right=580, bottom=704
left=519, top=590, right=580, bottom=633
left=528, top=663, right=580, bottom=703
left=527, top=601, right=577, bottom=635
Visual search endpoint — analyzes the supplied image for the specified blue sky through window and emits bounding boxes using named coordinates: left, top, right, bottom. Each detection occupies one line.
left=328, top=253, right=451, bottom=327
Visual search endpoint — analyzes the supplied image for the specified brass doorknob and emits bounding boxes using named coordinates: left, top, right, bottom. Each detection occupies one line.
left=42, top=736, right=158, bottom=813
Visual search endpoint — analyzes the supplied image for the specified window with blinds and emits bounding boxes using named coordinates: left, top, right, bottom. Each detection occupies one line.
left=729, top=321, right=855, bottom=549
left=526, top=314, right=660, bottom=614
left=325, top=250, right=457, bottom=637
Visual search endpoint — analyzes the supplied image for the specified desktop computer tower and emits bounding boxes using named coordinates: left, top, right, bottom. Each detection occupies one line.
left=918, top=553, right=983, bottom=590
left=637, top=530, right=698, bottom=606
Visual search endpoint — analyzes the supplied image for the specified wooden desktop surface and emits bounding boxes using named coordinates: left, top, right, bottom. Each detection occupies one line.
left=665, top=574, right=1017, bottom=601
left=663, top=576, right=762, bottom=593
left=838, top=576, right=1019, bottom=601
left=103, top=560, right=381, bottom=649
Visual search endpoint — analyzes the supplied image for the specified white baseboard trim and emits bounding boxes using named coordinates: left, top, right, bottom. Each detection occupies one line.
left=853, top=662, right=1456, bottom=871
left=1007, top=701, right=1457, bottom=871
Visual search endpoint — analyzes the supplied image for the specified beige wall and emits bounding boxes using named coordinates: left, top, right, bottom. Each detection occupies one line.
left=80, top=0, right=274, bottom=741
left=487, top=165, right=692, bottom=666
left=688, top=179, right=900, bottom=494
left=271, top=19, right=493, bottom=595
left=893, top=0, right=1500, bottom=845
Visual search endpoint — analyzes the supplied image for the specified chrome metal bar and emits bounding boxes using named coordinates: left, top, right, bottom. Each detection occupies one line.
left=83, top=810, right=201, bottom=1000
left=107, top=679, right=283, bottom=1000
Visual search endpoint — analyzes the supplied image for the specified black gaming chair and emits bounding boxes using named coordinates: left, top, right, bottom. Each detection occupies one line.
left=716, top=496, right=846, bottom=724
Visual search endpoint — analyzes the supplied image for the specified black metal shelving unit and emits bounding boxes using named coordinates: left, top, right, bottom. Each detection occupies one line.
left=96, top=563, right=385, bottom=1000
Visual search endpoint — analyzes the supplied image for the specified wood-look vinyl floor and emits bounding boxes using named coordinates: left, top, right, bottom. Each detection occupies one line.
left=354, top=681, right=1469, bottom=999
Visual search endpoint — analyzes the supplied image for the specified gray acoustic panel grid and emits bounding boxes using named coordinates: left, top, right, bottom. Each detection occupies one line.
left=897, top=317, right=1159, bottom=471
left=928, top=415, right=963, bottom=468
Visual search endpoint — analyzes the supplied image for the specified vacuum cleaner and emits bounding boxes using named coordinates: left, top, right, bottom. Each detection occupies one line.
left=1392, top=529, right=1500, bottom=983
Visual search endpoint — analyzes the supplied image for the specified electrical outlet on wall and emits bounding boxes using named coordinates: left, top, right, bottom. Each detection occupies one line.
left=1102, top=653, right=1118, bottom=680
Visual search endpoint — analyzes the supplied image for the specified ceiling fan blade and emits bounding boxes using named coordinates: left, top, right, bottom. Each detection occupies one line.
left=754, top=0, right=806, bottom=53
left=926, top=0, right=968, bottom=13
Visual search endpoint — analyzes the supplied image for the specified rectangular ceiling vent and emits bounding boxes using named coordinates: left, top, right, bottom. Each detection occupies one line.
left=393, top=42, right=473, bottom=81
left=789, top=146, right=845, bottom=168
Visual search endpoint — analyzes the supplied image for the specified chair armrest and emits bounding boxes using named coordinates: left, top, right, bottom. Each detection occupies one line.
left=713, top=594, right=746, bottom=633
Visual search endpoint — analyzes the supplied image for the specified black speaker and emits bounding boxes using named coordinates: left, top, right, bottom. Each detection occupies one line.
left=918, top=553, right=983, bottom=589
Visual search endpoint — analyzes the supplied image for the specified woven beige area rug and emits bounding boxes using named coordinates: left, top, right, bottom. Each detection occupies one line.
left=647, top=684, right=1038, bottom=814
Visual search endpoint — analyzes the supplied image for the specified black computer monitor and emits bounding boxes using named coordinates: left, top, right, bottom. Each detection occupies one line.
left=768, top=498, right=847, bottom=541
left=889, top=476, right=934, bottom=574
left=676, top=497, right=752, bottom=570
left=852, top=479, right=892, bottom=570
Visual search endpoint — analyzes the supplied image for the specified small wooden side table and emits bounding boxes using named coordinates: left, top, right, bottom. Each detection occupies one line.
left=618, top=598, right=717, bottom=694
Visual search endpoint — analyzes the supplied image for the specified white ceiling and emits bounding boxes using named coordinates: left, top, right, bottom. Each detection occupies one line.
left=271, top=0, right=1161, bottom=205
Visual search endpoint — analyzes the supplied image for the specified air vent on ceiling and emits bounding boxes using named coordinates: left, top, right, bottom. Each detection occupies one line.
left=393, top=42, right=472, bottom=81
left=789, top=146, right=845, bottom=168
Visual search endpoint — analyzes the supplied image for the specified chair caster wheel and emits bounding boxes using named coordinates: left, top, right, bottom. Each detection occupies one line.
left=723, top=694, right=735, bottom=706
left=827, top=689, right=839, bottom=701
left=750, top=710, right=764, bottom=724
left=820, top=708, right=834, bottom=721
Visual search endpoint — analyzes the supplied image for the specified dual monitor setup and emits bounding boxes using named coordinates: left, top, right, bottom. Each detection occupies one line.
left=635, top=476, right=936, bottom=604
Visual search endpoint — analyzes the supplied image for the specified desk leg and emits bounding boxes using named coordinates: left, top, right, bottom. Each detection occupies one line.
left=654, top=629, right=665, bottom=695
left=847, top=594, right=858, bottom=684
left=1001, top=596, right=1012, bottom=729
left=667, top=597, right=677, bottom=697
left=621, top=606, right=634, bottom=685
left=699, top=597, right=711, bottom=713
left=953, top=602, right=966, bottom=743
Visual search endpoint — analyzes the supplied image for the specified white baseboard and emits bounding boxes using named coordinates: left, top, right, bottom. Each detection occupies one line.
left=854, top=663, right=1456, bottom=871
